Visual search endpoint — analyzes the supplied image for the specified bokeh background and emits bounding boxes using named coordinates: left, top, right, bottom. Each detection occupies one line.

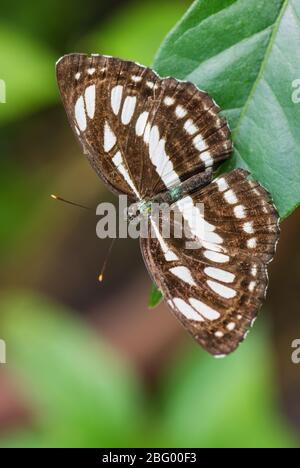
left=0, top=0, right=300, bottom=448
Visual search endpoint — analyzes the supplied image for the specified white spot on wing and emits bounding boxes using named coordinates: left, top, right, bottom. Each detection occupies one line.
left=175, top=105, right=187, bottom=118
left=112, top=151, right=122, bottom=166
left=200, top=151, right=213, bottom=168
left=104, top=122, right=117, bottom=152
left=247, top=238, right=257, bottom=249
left=234, top=205, right=246, bottom=218
left=131, top=75, right=142, bottom=82
left=224, top=189, right=238, bottom=205
left=121, top=96, right=137, bottom=125
left=227, top=322, right=236, bottom=331
left=143, top=123, right=151, bottom=144
left=169, top=266, right=196, bottom=286
left=149, top=125, right=160, bottom=163
left=201, top=241, right=224, bottom=253
left=215, top=331, right=224, bottom=338
left=135, top=111, right=149, bottom=136
left=176, top=196, right=223, bottom=245
left=203, top=250, right=229, bottom=263
left=204, top=267, right=235, bottom=283
left=164, top=96, right=174, bottom=106
left=148, top=126, right=180, bottom=188
left=193, top=134, right=208, bottom=152
left=172, top=298, right=204, bottom=322
left=111, top=85, right=123, bottom=115
left=215, top=177, right=228, bottom=192
left=207, top=280, right=236, bottom=299
left=112, top=151, right=139, bottom=197
left=189, top=298, right=220, bottom=321
left=151, top=219, right=178, bottom=262
left=84, top=84, right=96, bottom=119
left=184, top=119, right=198, bottom=135
left=165, top=251, right=178, bottom=261
left=243, top=221, right=254, bottom=234
left=74, top=95, right=86, bottom=131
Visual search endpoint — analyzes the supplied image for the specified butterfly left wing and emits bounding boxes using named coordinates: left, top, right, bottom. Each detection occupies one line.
left=140, top=169, right=280, bottom=356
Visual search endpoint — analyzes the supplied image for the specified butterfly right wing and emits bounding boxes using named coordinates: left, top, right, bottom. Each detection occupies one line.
left=56, top=54, right=231, bottom=200
left=140, top=169, right=279, bottom=356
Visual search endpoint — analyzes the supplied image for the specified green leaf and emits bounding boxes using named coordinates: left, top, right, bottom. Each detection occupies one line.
left=0, top=292, right=144, bottom=447
left=148, top=283, right=163, bottom=308
left=156, top=326, right=297, bottom=448
left=154, top=0, right=300, bottom=219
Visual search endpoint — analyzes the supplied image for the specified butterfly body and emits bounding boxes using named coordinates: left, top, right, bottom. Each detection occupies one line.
left=56, top=53, right=280, bottom=357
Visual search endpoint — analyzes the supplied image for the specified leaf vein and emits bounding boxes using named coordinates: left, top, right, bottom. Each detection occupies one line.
left=232, top=0, right=289, bottom=141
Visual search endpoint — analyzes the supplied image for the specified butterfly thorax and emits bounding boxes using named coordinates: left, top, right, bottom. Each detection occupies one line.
left=127, top=200, right=152, bottom=222
left=151, top=168, right=214, bottom=206
left=127, top=169, right=213, bottom=224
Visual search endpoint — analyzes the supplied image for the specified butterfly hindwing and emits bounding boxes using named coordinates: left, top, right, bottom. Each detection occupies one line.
left=140, top=169, right=279, bottom=356
left=56, top=53, right=231, bottom=200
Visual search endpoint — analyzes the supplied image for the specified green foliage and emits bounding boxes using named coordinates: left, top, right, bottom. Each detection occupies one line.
left=0, top=292, right=296, bottom=447
left=80, top=0, right=189, bottom=66
left=0, top=0, right=108, bottom=49
left=0, top=293, right=144, bottom=448
left=154, top=0, right=300, bottom=219
left=158, top=331, right=296, bottom=448
left=148, top=283, right=163, bottom=308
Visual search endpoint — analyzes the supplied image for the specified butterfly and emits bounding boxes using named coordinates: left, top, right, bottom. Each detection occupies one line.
left=56, top=53, right=280, bottom=357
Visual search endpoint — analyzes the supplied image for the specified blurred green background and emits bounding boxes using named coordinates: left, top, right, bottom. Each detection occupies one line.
left=0, top=0, right=300, bottom=448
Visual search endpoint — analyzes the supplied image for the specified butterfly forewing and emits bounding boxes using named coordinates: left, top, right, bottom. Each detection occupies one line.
left=140, top=169, right=279, bottom=356
left=56, top=54, right=232, bottom=200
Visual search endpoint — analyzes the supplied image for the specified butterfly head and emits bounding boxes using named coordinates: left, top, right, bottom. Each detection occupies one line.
left=126, top=200, right=152, bottom=223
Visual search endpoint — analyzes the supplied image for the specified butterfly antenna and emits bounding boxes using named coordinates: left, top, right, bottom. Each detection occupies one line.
left=50, top=194, right=90, bottom=210
left=98, top=238, right=116, bottom=282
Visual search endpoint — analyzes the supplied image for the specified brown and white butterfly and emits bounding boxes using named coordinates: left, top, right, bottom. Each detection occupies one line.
left=56, top=53, right=280, bottom=357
